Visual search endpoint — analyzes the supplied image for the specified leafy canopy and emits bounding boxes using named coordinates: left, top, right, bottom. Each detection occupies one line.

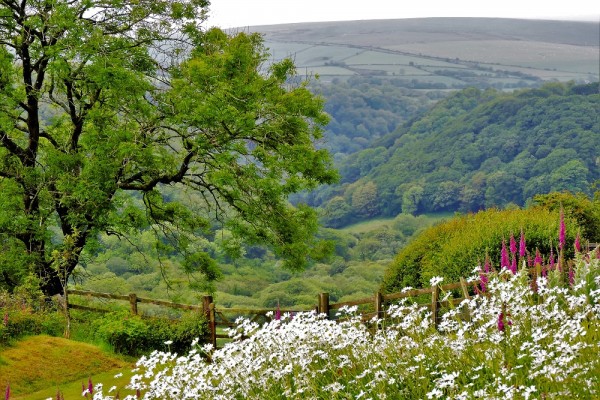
left=315, top=82, right=599, bottom=225
left=0, top=0, right=337, bottom=295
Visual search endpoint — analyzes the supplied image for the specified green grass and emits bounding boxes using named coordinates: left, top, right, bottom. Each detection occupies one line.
left=339, top=217, right=396, bottom=234
left=0, top=335, right=136, bottom=399
left=341, top=212, right=452, bottom=235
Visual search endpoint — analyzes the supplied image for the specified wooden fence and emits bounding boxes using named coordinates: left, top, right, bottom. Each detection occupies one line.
left=67, top=276, right=478, bottom=349
left=67, top=249, right=597, bottom=349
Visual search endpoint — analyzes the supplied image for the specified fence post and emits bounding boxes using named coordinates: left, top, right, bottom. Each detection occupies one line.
left=459, top=277, right=471, bottom=321
left=318, top=293, right=330, bottom=319
left=209, top=303, right=217, bottom=349
left=202, top=295, right=213, bottom=318
left=431, top=285, right=440, bottom=329
left=202, top=296, right=216, bottom=348
left=374, top=292, right=383, bottom=320
left=459, top=278, right=470, bottom=300
left=128, top=293, right=138, bottom=315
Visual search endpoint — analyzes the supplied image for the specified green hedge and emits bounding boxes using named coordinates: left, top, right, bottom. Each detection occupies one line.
left=381, top=207, right=578, bottom=293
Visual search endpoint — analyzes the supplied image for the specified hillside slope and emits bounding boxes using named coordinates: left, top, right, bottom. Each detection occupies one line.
left=251, top=18, right=599, bottom=84
left=251, top=18, right=599, bottom=158
left=0, top=335, right=130, bottom=398
left=316, top=82, right=599, bottom=226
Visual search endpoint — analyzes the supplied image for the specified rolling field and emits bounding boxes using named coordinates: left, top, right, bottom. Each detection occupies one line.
left=251, top=18, right=599, bottom=87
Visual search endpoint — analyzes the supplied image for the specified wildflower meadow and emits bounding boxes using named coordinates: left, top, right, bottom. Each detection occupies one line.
left=88, top=248, right=600, bottom=400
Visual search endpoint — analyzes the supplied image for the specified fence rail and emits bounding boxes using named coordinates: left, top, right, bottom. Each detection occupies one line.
left=66, top=278, right=478, bottom=349
left=67, top=257, right=589, bottom=349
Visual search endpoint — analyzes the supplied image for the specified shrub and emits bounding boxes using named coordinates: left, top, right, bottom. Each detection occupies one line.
left=0, top=278, right=66, bottom=345
left=145, top=312, right=208, bottom=354
left=92, top=310, right=207, bottom=356
left=93, top=311, right=149, bottom=356
left=169, top=311, right=209, bottom=352
left=534, top=191, right=600, bottom=241
left=381, top=207, right=578, bottom=293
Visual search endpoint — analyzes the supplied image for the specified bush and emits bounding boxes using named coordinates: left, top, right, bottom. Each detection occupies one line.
left=381, top=207, right=578, bottom=293
left=534, top=191, right=600, bottom=242
left=93, top=311, right=149, bottom=355
left=92, top=310, right=207, bottom=356
left=144, top=312, right=209, bottom=354
left=0, top=278, right=66, bottom=345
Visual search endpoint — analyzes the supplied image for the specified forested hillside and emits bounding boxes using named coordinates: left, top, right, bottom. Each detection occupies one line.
left=311, top=77, right=442, bottom=156
left=315, top=82, right=599, bottom=227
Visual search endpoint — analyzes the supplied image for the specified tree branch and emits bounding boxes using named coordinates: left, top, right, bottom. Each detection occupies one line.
left=39, top=130, right=59, bottom=148
left=0, top=129, right=26, bottom=161
left=48, top=79, right=71, bottom=115
left=118, top=150, right=196, bottom=191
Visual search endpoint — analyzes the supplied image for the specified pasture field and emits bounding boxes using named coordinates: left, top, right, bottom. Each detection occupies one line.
left=305, top=66, right=357, bottom=76
left=266, top=42, right=360, bottom=64
left=339, top=213, right=451, bottom=235
left=342, top=51, right=468, bottom=69
left=373, top=64, right=434, bottom=75
left=253, top=18, right=599, bottom=86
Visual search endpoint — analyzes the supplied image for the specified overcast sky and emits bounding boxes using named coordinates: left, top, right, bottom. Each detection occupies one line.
left=206, top=0, right=599, bottom=29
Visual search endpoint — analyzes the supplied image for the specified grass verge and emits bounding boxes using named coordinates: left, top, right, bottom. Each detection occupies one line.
left=0, top=335, right=135, bottom=399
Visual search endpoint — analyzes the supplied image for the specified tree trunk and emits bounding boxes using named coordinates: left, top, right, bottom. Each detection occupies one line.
left=37, top=265, right=64, bottom=297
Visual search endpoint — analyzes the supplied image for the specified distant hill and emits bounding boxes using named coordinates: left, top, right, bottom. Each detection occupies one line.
left=313, top=82, right=599, bottom=227
left=244, top=19, right=600, bottom=227
left=245, top=18, right=600, bottom=158
left=251, top=18, right=599, bottom=85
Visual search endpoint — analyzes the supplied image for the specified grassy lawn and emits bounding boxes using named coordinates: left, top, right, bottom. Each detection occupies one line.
left=0, top=335, right=136, bottom=399
left=339, top=217, right=396, bottom=234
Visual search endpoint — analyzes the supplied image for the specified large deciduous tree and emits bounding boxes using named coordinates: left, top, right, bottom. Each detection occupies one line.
left=0, top=0, right=337, bottom=295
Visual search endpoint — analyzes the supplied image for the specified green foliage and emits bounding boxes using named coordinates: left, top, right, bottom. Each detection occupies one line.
left=534, top=191, right=600, bottom=242
left=350, top=180, right=380, bottom=218
left=392, top=213, right=434, bottom=237
left=0, top=1, right=337, bottom=295
left=75, top=211, right=441, bottom=311
left=315, top=82, right=599, bottom=225
left=92, top=312, right=148, bottom=356
left=381, top=207, right=579, bottom=292
left=311, top=78, right=435, bottom=156
left=1, top=307, right=64, bottom=345
left=0, top=279, right=65, bottom=345
left=319, top=196, right=354, bottom=228
left=92, top=310, right=207, bottom=356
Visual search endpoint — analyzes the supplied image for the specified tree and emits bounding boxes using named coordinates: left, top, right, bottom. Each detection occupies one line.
left=431, top=181, right=462, bottom=211
left=400, top=185, right=423, bottom=215
left=549, top=160, right=590, bottom=194
left=0, top=0, right=337, bottom=295
left=351, top=181, right=379, bottom=219
left=320, top=196, right=353, bottom=228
